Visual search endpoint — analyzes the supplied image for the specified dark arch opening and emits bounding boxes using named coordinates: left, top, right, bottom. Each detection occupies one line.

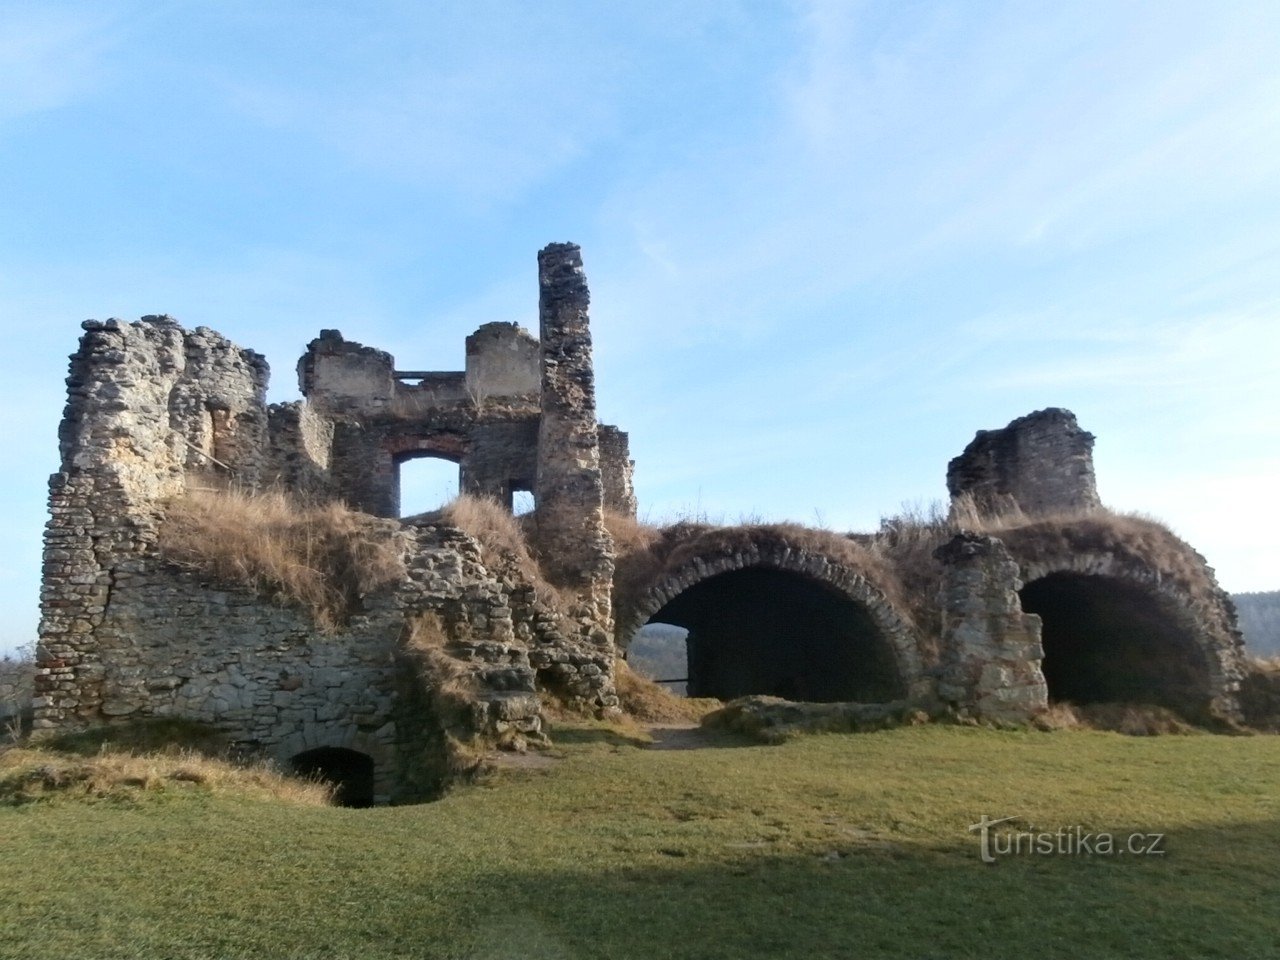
left=290, top=747, right=375, bottom=808
left=396, top=454, right=459, bottom=518
left=648, top=567, right=903, bottom=703
left=1019, top=572, right=1211, bottom=716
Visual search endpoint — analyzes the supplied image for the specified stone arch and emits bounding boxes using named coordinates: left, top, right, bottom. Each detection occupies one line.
left=273, top=724, right=394, bottom=806
left=621, top=541, right=926, bottom=703
left=291, top=747, right=375, bottom=807
left=1012, top=550, right=1241, bottom=720
left=388, top=432, right=467, bottom=517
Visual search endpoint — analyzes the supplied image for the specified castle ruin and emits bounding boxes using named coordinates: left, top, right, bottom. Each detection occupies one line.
left=35, top=242, right=1247, bottom=803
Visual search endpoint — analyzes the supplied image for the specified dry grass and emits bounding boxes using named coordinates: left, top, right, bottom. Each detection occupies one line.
left=160, top=487, right=406, bottom=631
left=868, top=497, right=1226, bottom=646
left=0, top=744, right=332, bottom=806
left=1239, top=657, right=1280, bottom=731
left=400, top=613, right=499, bottom=779
left=439, top=494, right=565, bottom=610
left=612, top=659, right=719, bottom=723
left=1032, top=702, right=1197, bottom=736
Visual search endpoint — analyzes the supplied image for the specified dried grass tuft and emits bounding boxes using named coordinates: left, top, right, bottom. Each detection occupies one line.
left=160, top=487, right=406, bottom=632
left=0, top=745, right=331, bottom=806
left=1031, top=702, right=1196, bottom=735
left=440, top=495, right=565, bottom=610
left=613, top=660, right=718, bottom=723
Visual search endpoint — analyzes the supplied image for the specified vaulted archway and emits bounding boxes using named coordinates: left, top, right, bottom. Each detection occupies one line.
left=650, top=567, right=905, bottom=702
left=622, top=537, right=925, bottom=704
left=1019, top=572, right=1212, bottom=716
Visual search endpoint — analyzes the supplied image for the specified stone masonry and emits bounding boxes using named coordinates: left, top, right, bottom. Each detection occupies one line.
left=35, top=242, right=1250, bottom=805
left=36, top=245, right=627, bottom=802
left=947, top=407, right=1102, bottom=517
left=935, top=534, right=1048, bottom=721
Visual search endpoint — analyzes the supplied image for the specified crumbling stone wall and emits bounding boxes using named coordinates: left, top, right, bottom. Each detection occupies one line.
left=37, top=243, right=1253, bottom=804
left=948, top=407, right=1102, bottom=517
left=598, top=424, right=638, bottom=517
left=533, top=243, right=616, bottom=645
left=935, top=534, right=1047, bottom=721
left=37, top=245, right=631, bottom=801
left=39, top=317, right=271, bottom=734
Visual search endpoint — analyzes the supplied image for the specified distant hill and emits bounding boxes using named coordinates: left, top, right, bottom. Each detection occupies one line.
left=626, top=623, right=688, bottom=695
left=1235, top=592, right=1280, bottom=657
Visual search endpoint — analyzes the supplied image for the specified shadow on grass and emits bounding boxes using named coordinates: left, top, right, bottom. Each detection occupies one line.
left=547, top=726, right=654, bottom=748
left=447, top=818, right=1280, bottom=960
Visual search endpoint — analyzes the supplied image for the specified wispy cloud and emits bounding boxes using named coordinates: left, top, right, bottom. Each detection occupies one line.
left=213, top=6, right=625, bottom=205
left=0, top=2, right=126, bottom=122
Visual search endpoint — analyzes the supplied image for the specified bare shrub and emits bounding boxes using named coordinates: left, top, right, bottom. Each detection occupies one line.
left=0, top=644, right=34, bottom=741
left=160, top=487, right=406, bottom=632
left=868, top=501, right=956, bottom=648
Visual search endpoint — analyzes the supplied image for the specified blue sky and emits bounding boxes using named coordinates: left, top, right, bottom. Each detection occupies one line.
left=2, top=1, right=1278, bottom=655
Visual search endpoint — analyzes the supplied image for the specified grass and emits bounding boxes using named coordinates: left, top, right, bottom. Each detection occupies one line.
left=2, top=724, right=1278, bottom=959
left=613, top=659, right=719, bottom=723
left=160, top=487, right=406, bottom=631
left=438, top=494, right=565, bottom=610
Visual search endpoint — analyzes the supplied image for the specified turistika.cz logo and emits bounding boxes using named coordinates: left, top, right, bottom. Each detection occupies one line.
left=968, top=815, right=1166, bottom=864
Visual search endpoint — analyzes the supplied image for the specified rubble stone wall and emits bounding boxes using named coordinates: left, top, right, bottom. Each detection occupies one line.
left=948, top=407, right=1102, bottom=517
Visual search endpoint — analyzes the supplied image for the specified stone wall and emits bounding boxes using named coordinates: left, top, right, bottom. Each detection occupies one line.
left=39, top=317, right=271, bottom=737
left=534, top=243, right=616, bottom=640
left=598, top=424, right=638, bottom=517
left=935, top=533, right=1047, bottom=722
left=37, top=249, right=1254, bottom=810
left=947, top=407, right=1102, bottom=517
left=36, top=264, right=628, bottom=801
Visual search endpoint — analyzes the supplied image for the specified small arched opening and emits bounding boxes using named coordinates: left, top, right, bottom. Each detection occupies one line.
left=290, top=747, right=375, bottom=808
left=627, top=623, right=690, bottom=695
left=648, top=567, right=904, bottom=703
left=1018, top=572, right=1212, bottom=716
left=397, top=453, right=460, bottom=518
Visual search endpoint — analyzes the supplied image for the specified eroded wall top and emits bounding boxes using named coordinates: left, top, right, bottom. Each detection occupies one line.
left=947, top=407, right=1101, bottom=517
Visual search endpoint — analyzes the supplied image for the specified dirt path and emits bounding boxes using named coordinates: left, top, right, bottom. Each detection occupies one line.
left=645, top=723, right=717, bottom=750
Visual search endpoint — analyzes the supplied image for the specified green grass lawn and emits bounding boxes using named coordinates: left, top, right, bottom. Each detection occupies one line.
left=3, top=724, right=1279, bottom=959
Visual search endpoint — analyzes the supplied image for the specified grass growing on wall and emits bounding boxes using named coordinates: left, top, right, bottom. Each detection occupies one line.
left=160, top=488, right=406, bottom=630
left=2, top=724, right=1278, bottom=959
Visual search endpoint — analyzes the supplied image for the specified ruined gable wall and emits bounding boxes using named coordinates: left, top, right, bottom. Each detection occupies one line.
left=947, top=407, right=1102, bottom=517
left=38, top=317, right=272, bottom=730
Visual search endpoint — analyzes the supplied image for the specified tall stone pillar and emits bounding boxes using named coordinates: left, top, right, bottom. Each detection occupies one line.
left=534, top=243, right=615, bottom=634
left=936, top=533, right=1047, bottom=722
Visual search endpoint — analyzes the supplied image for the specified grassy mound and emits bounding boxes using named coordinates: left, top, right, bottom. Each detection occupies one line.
left=160, top=487, right=405, bottom=631
left=613, top=660, right=719, bottom=724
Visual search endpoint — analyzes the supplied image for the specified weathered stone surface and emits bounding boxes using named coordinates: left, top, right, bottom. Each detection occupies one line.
left=935, top=533, right=1047, bottom=722
left=947, top=408, right=1101, bottom=517
left=36, top=253, right=628, bottom=803
left=36, top=244, right=1252, bottom=807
